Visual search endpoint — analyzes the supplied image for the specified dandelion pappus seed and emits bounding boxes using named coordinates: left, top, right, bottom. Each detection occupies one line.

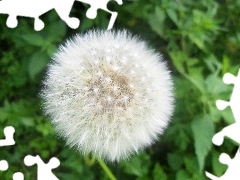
left=41, top=30, right=174, bottom=162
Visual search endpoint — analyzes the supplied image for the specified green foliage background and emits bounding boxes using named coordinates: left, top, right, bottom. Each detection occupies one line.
left=0, top=0, right=240, bottom=179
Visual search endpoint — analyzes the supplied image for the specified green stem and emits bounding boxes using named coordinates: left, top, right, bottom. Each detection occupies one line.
left=181, top=36, right=187, bottom=53
left=97, top=159, right=116, bottom=180
left=84, top=154, right=95, bottom=166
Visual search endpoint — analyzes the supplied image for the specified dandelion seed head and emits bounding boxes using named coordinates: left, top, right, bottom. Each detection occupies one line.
left=41, top=30, right=174, bottom=161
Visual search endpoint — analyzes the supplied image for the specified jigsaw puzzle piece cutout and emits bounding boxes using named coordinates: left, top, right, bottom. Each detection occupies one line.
left=105, top=0, right=123, bottom=29
left=212, top=122, right=240, bottom=146
left=222, top=72, right=236, bottom=84
left=216, top=100, right=229, bottom=111
left=0, top=126, right=15, bottom=147
left=77, top=0, right=122, bottom=30
left=218, top=70, right=240, bottom=122
left=6, top=15, right=18, bottom=28
left=213, top=69, right=240, bottom=146
left=0, top=0, right=79, bottom=31
left=205, top=148, right=240, bottom=180
left=24, top=155, right=60, bottom=180
left=0, top=0, right=52, bottom=30
left=13, top=172, right=24, bottom=180
left=0, top=160, right=8, bottom=171
left=227, top=70, right=240, bottom=122
left=206, top=69, right=240, bottom=179
left=54, top=0, right=80, bottom=29
left=6, top=15, right=44, bottom=31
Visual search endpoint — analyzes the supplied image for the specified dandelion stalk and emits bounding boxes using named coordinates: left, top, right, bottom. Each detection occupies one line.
left=97, top=159, right=116, bottom=180
left=84, top=154, right=95, bottom=166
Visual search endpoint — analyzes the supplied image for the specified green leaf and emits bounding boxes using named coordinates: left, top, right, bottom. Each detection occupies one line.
left=205, top=74, right=228, bottom=95
left=188, top=31, right=206, bottom=51
left=28, top=51, right=49, bottom=79
left=167, top=153, right=184, bottom=170
left=183, top=156, right=200, bottom=173
left=120, top=153, right=150, bottom=177
left=36, top=123, right=54, bottom=136
left=191, top=114, right=215, bottom=171
left=221, top=107, right=235, bottom=125
left=147, top=6, right=166, bottom=39
left=204, top=55, right=222, bottom=75
left=209, top=104, right=221, bottom=123
left=153, top=163, right=167, bottom=180
left=21, top=34, right=45, bottom=47
left=20, top=117, right=35, bottom=127
left=80, top=19, right=95, bottom=31
left=185, top=73, right=205, bottom=94
left=222, top=54, right=230, bottom=74
left=155, top=6, right=166, bottom=22
left=45, top=20, right=67, bottom=42
left=176, top=169, right=190, bottom=180
left=212, top=151, right=227, bottom=176
left=166, top=8, right=178, bottom=25
left=46, top=44, right=57, bottom=56
left=148, top=12, right=165, bottom=39
left=169, top=51, right=187, bottom=74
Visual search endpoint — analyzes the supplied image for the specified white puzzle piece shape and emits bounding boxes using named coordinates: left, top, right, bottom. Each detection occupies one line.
left=212, top=122, right=240, bottom=146
left=206, top=148, right=240, bottom=180
left=0, top=0, right=123, bottom=31
left=0, top=0, right=79, bottom=31
left=77, top=0, right=123, bottom=30
left=205, top=69, right=240, bottom=179
left=217, top=70, right=240, bottom=121
left=24, top=155, right=60, bottom=180
left=212, top=69, right=240, bottom=146
left=13, top=172, right=24, bottom=180
left=0, top=160, right=8, bottom=171
left=0, top=126, right=15, bottom=147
